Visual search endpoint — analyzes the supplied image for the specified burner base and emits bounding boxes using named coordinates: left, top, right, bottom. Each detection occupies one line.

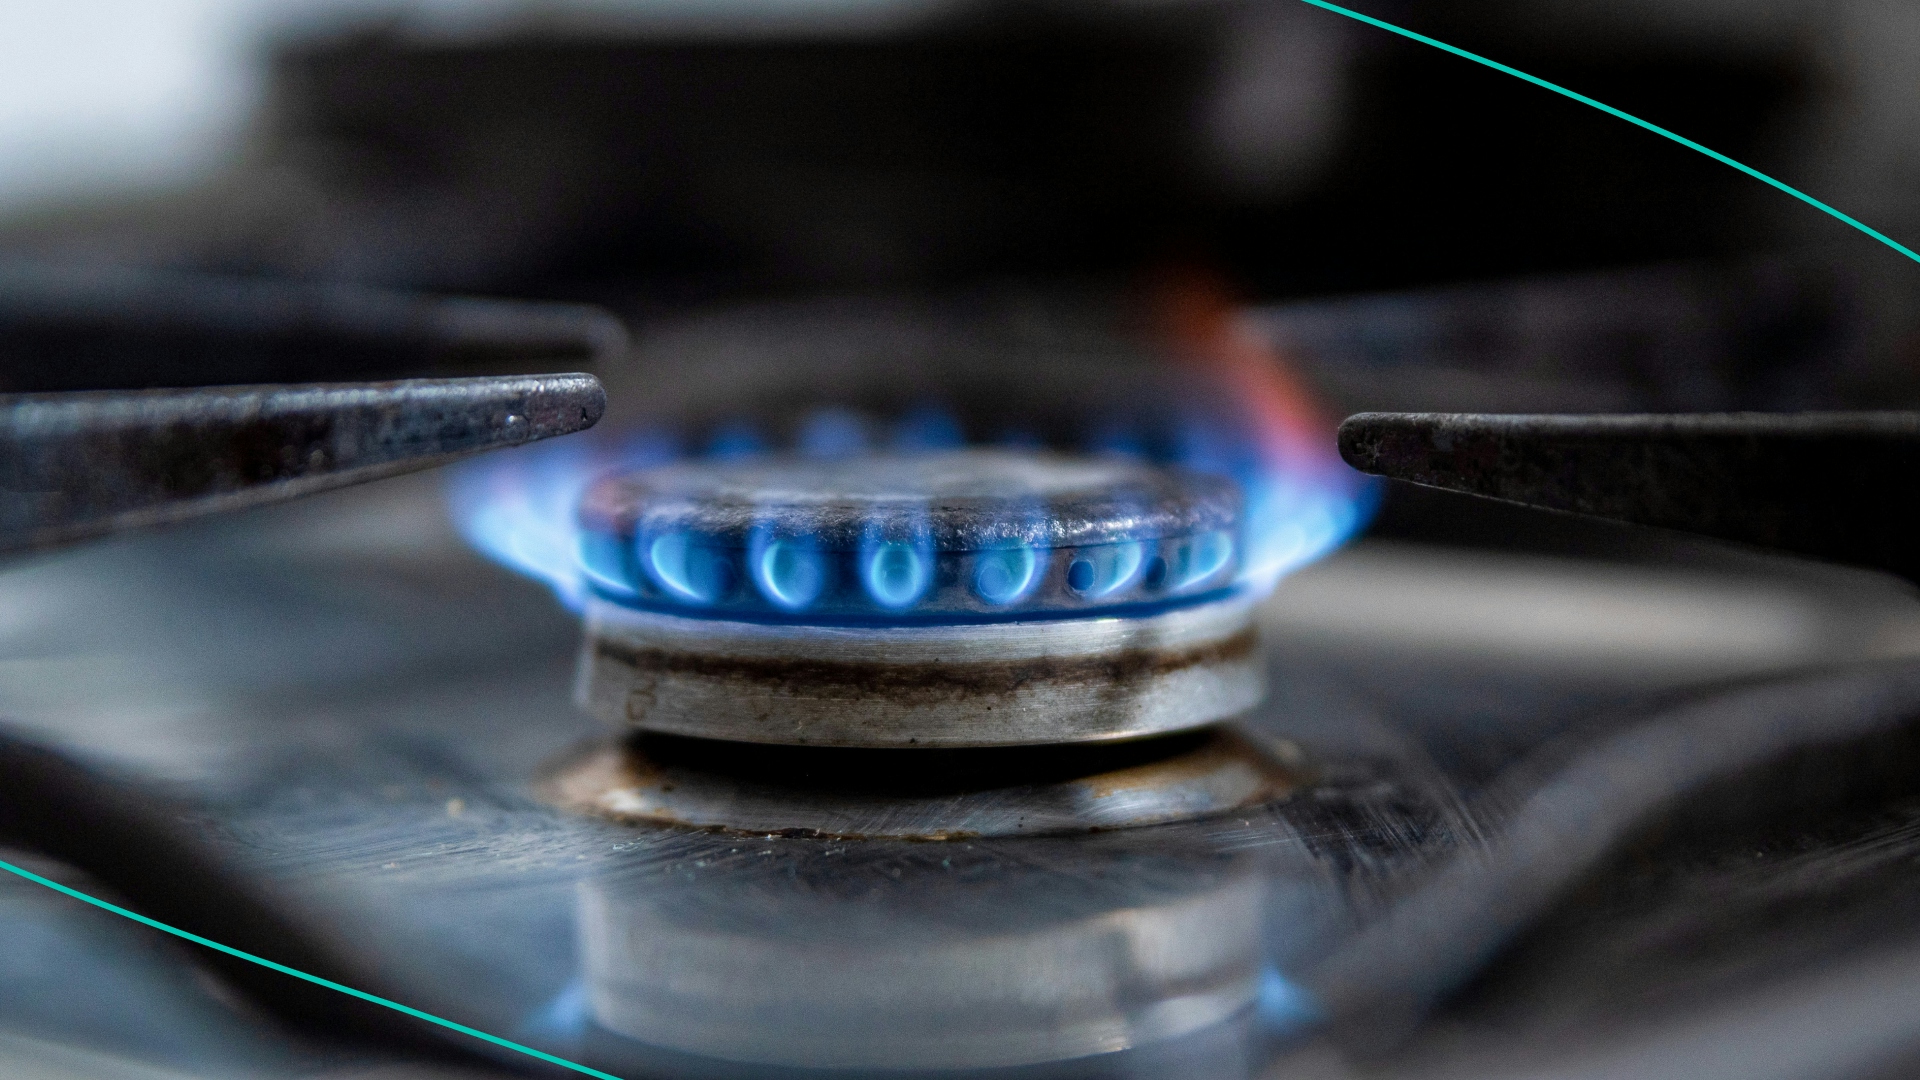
left=575, top=593, right=1265, bottom=747
left=538, top=725, right=1303, bottom=839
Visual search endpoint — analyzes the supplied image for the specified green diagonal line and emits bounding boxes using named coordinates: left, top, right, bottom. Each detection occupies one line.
left=0, top=858, right=627, bottom=1080
left=1298, top=0, right=1920, bottom=265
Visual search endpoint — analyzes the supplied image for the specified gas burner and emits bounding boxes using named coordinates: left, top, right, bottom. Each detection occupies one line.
left=570, top=448, right=1263, bottom=747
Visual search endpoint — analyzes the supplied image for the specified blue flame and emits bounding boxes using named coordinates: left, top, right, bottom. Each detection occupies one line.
left=449, top=353, right=1379, bottom=618
left=862, top=539, right=932, bottom=609
left=447, top=429, right=679, bottom=612
left=1168, top=409, right=1378, bottom=591
left=1235, top=471, right=1380, bottom=590
left=973, top=544, right=1041, bottom=605
left=751, top=532, right=828, bottom=611
left=576, top=531, right=637, bottom=598
left=1065, top=541, right=1145, bottom=598
left=1170, top=530, right=1235, bottom=591
left=644, top=531, right=732, bottom=605
left=452, top=423, right=1375, bottom=617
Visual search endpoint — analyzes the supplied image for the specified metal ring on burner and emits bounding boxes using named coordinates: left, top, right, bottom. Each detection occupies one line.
left=577, top=591, right=1264, bottom=746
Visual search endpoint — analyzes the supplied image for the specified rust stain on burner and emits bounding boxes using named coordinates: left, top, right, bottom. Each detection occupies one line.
left=593, top=627, right=1258, bottom=703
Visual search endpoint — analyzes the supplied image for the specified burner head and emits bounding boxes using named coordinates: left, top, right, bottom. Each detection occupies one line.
left=572, top=449, right=1263, bottom=747
left=575, top=449, right=1242, bottom=621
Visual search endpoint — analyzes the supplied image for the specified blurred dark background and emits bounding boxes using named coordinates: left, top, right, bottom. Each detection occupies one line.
left=2, top=0, right=1916, bottom=411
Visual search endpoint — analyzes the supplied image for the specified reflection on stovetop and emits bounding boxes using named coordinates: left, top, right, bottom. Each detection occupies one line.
left=6, top=469, right=1920, bottom=1079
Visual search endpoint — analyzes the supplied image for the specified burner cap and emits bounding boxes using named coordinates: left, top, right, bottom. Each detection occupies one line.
left=575, top=449, right=1242, bottom=622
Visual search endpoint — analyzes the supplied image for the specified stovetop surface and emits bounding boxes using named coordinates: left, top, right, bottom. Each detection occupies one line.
left=7, top=467, right=1920, bottom=1080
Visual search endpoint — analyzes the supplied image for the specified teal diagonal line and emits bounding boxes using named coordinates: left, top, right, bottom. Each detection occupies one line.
left=0, top=858, right=627, bottom=1080
left=1298, top=0, right=1920, bottom=266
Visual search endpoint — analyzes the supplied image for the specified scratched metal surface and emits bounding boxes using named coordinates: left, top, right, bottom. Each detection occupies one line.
left=0, top=374, right=605, bottom=555
left=6, top=469, right=1920, bottom=1078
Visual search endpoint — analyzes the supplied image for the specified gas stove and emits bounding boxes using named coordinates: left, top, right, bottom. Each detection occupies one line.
left=9, top=0, right=1920, bottom=1072
left=6, top=262, right=1920, bottom=1080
